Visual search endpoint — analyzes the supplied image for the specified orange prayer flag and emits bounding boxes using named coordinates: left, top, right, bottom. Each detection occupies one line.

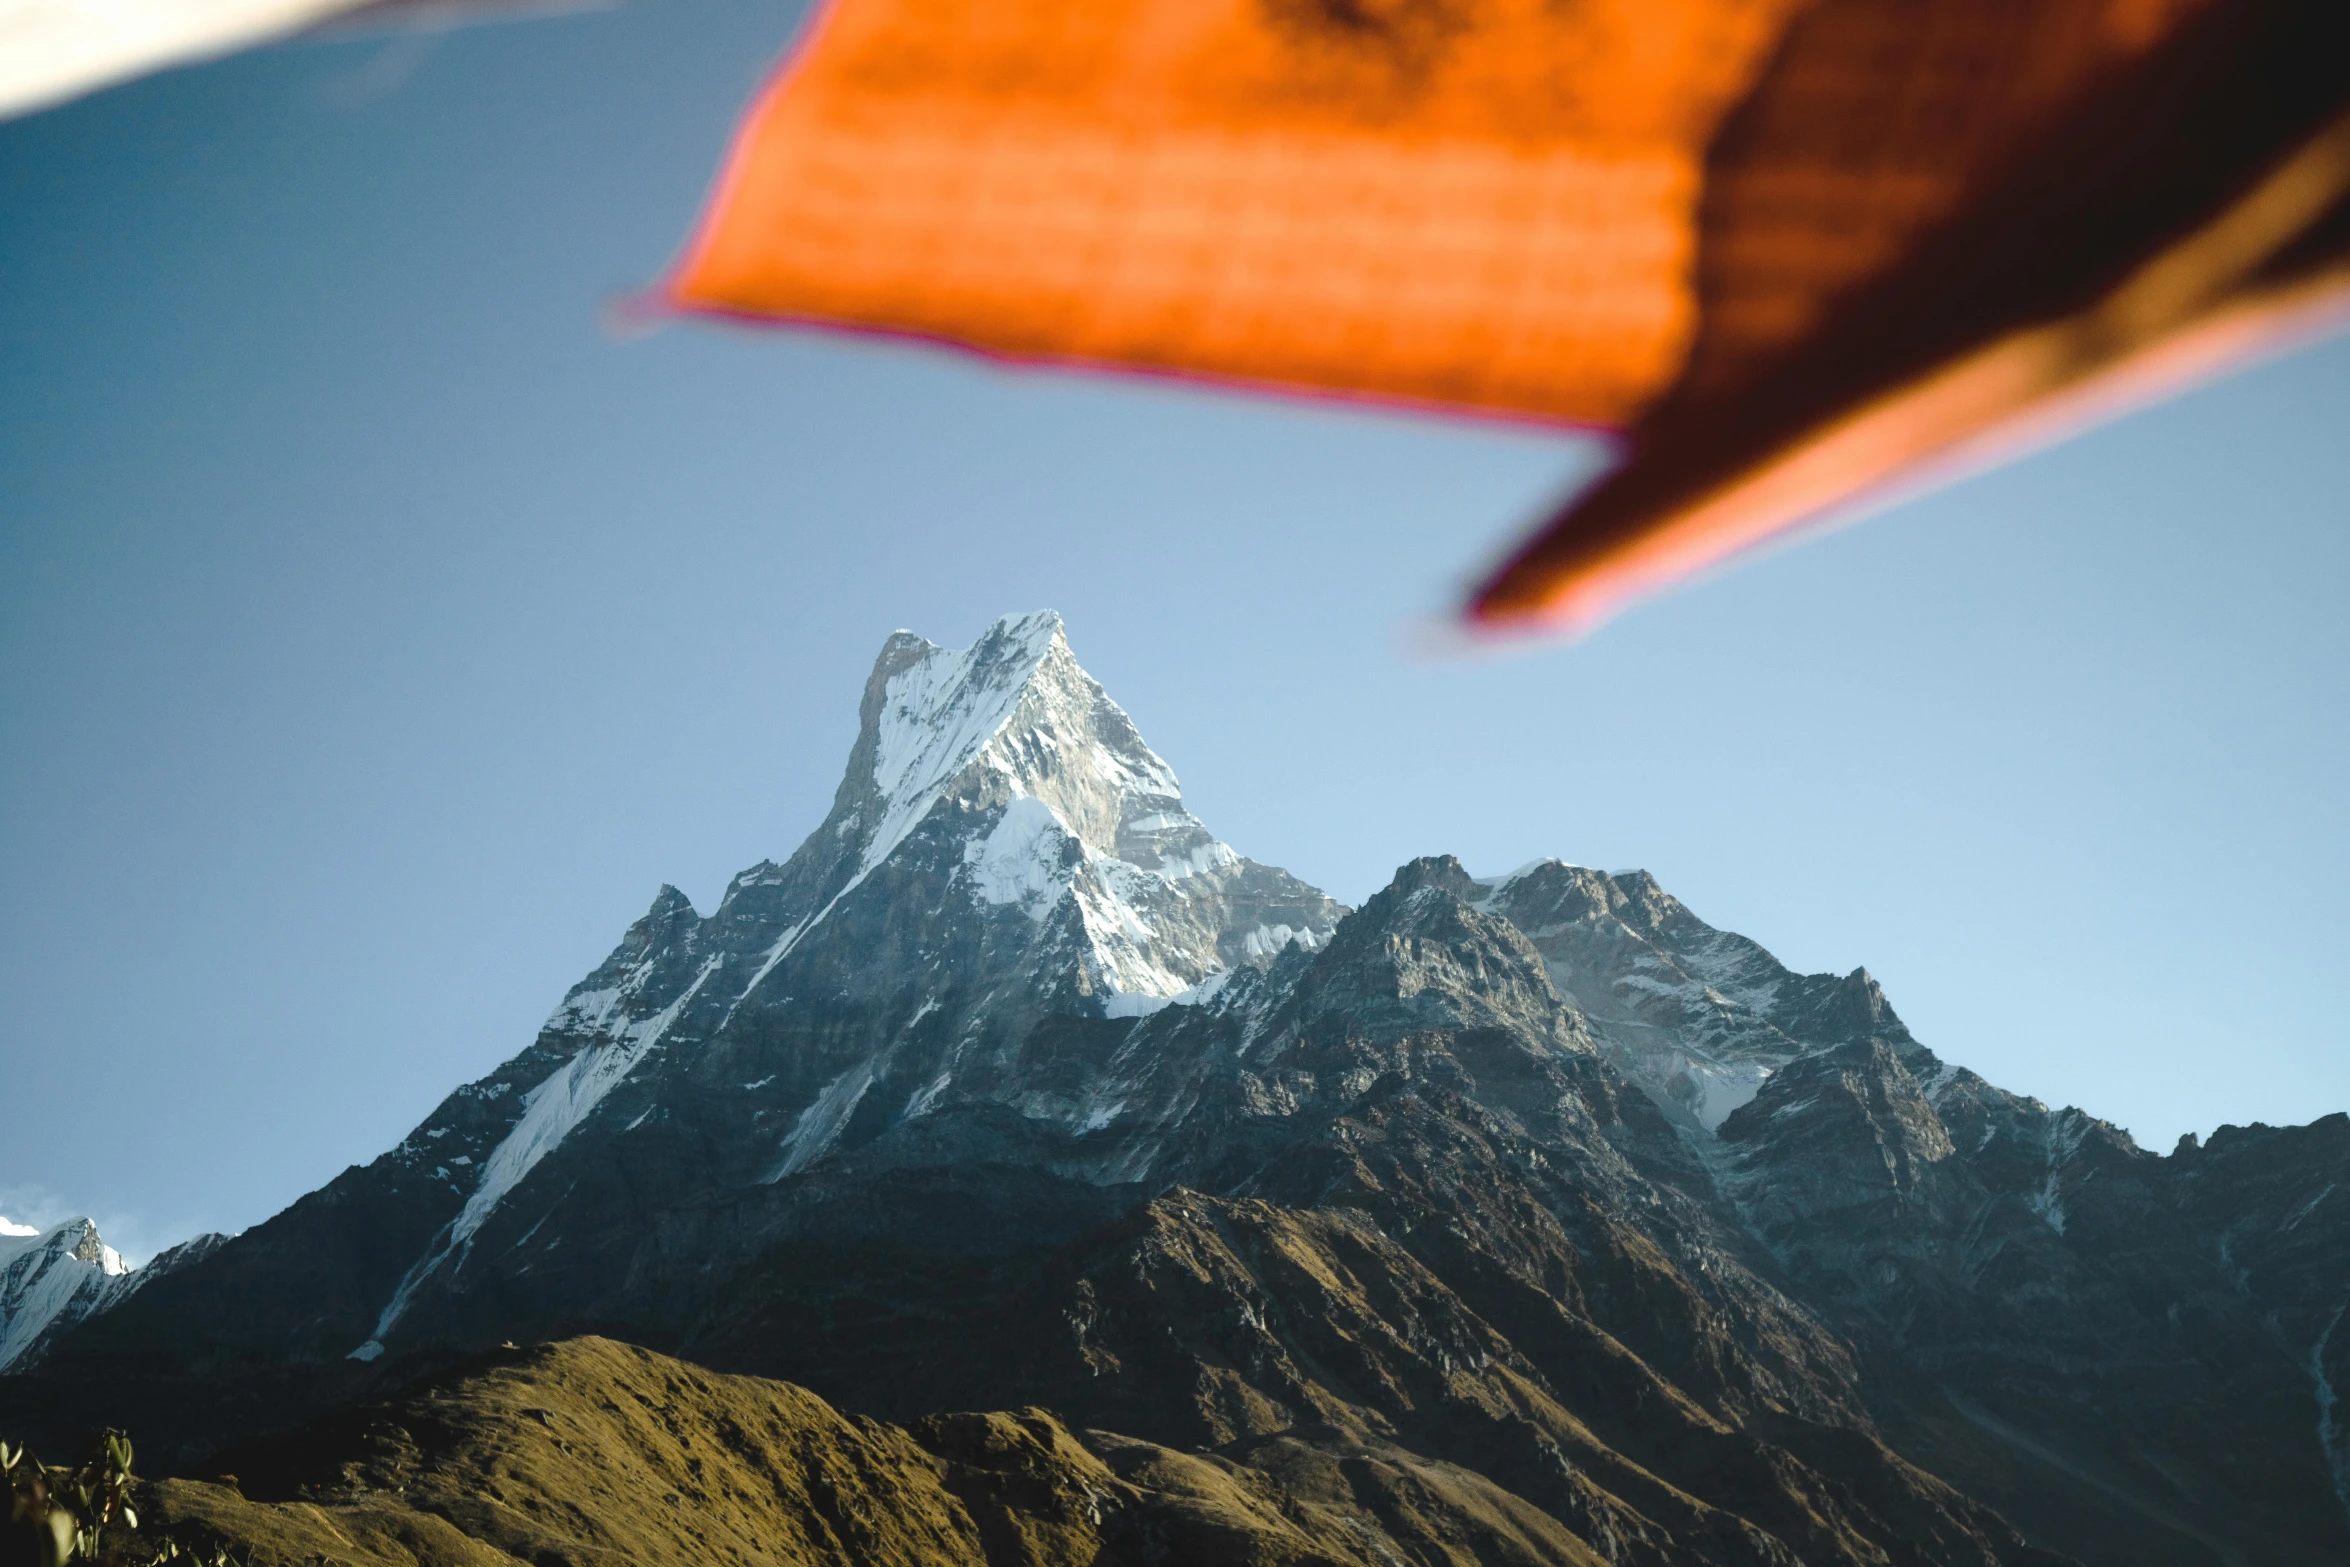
left=665, top=0, right=2350, bottom=633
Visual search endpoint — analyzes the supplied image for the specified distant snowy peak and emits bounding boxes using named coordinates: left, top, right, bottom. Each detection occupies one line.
left=1472, top=858, right=1918, bottom=1134
left=0, top=1217, right=130, bottom=1372
left=0, top=1216, right=231, bottom=1374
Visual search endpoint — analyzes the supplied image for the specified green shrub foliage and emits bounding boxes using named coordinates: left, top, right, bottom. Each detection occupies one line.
left=2, top=1434, right=238, bottom=1567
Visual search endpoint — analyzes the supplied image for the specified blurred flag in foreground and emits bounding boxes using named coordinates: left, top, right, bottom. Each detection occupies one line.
left=665, top=0, right=2350, bottom=634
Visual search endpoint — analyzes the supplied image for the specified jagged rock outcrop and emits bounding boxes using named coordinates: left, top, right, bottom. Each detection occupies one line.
left=10, top=612, right=2344, bottom=1567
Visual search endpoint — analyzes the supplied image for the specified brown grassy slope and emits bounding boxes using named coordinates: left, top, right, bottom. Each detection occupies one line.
left=121, top=1335, right=1612, bottom=1567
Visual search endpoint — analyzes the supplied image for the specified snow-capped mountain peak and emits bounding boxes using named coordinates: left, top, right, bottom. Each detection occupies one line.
left=847, top=610, right=1208, bottom=880
left=0, top=1217, right=134, bottom=1371
left=733, top=610, right=1262, bottom=1011
left=854, top=610, right=1072, bottom=871
left=335, top=615, right=1346, bottom=1362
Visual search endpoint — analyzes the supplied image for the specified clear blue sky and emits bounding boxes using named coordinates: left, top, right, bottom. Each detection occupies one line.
left=3, top=0, right=2345, bottom=1262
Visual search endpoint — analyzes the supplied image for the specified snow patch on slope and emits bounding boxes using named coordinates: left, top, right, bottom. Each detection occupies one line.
left=2027, top=1111, right=2093, bottom=1236
left=769, top=1061, right=878, bottom=1181
left=1682, top=1056, right=1773, bottom=1130
left=1152, top=839, right=1239, bottom=881
left=2312, top=1300, right=2350, bottom=1524
left=1101, top=966, right=1242, bottom=1019
left=1242, top=924, right=1323, bottom=960
left=1662, top=928, right=1787, bottom=1016
left=1468, top=860, right=1578, bottom=909
left=460, top=977, right=703, bottom=1246
left=967, top=794, right=1074, bottom=918
left=547, top=986, right=624, bottom=1031
left=963, top=789, right=1226, bottom=1005
left=901, top=1070, right=954, bottom=1123
left=351, top=955, right=724, bottom=1361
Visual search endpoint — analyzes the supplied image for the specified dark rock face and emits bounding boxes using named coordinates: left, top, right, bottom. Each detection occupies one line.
left=11, top=613, right=2345, bottom=1566
left=1712, top=1047, right=2350, bottom=1566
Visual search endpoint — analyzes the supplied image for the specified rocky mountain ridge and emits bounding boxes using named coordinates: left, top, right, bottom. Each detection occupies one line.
left=8, top=612, right=2345, bottom=1567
